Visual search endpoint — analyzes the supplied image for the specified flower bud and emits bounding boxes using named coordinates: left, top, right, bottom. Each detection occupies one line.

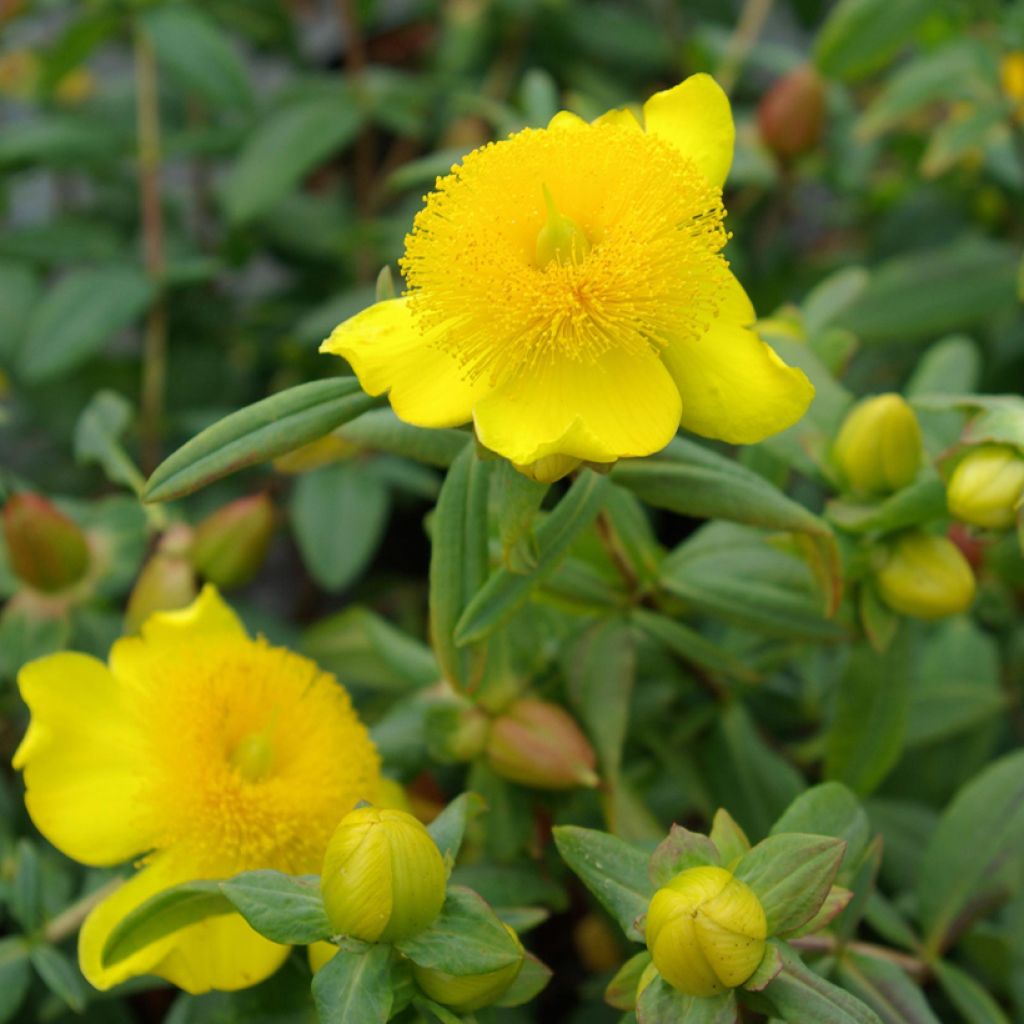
left=645, top=866, right=766, bottom=998
left=190, top=494, right=274, bottom=589
left=3, top=494, right=90, bottom=593
left=874, top=531, right=976, bottom=620
left=125, top=526, right=198, bottom=633
left=486, top=698, right=598, bottom=790
left=414, top=924, right=524, bottom=1011
left=757, top=65, right=826, bottom=161
left=832, top=394, right=922, bottom=496
left=320, top=806, right=447, bottom=943
left=947, top=445, right=1024, bottom=530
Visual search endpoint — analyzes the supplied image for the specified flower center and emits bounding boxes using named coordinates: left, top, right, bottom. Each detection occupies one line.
left=400, top=121, right=728, bottom=390
left=229, top=727, right=275, bottom=782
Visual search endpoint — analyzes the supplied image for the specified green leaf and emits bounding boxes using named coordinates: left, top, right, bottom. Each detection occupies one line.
left=815, top=0, right=932, bottom=81
left=744, top=941, right=784, bottom=992
left=761, top=943, right=883, bottom=1023
left=826, top=479, right=948, bottom=535
left=74, top=389, right=146, bottom=495
left=709, top=809, right=751, bottom=866
left=637, top=975, right=736, bottom=1024
left=429, top=445, right=493, bottom=691
left=647, top=825, right=720, bottom=886
left=224, top=93, right=363, bottom=224
left=837, top=240, right=1019, bottom=345
left=0, top=261, right=39, bottom=365
left=825, top=644, right=910, bottom=797
left=495, top=952, right=553, bottom=1007
left=29, top=946, right=87, bottom=1012
left=428, top=792, right=485, bottom=865
left=632, top=608, right=759, bottom=683
left=565, top=617, right=635, bottom=782
left=145, top=378, right=378, bottom=502
left=771, top=783, right=871, bottom=879
left=455, top=470, right=609, bottom=645
left=802, top=268, right=871, bottom=338
left=395, top=886, right=522, bottom=974
left=300, top=606, right=438, bottom=692
left=291, top=463, right=389, bottom=590
left=836, top=952, right=942, bottom=1024
left=492, top=459, right=549, bottom=572
left=552, top=825, right=652, bottom=941
left=10, top=840, right=41, bottom=932
left=918, top=750, right=1024, bottom=954
left=102, top=880, right=233, bottom=968
left=339, top=408, right=469, bottom=468
left=734, top=833, right=847, bottom=936
left=311, top=945, right=394, bottom=1024
left=933, top=960, right=1011, bottom=1024
left=143, top=6, right=252, bottom=109
left=18, top=265, right=153, bottom=383
left=605, top=950, right=651, bottom=1011
left=220, top=871, right=331, bottom=944
left=0, top=938, right=30, bottom=1023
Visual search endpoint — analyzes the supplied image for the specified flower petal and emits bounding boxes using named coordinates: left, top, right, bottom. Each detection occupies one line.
left=321, top=298, right=487, bottom=428
left=662, top=272, right=814, bottom=444
left=79, top=852, right=288, bottom=994
left=473, top=348, right=682, bottom=465
left=593, top=107, right=643, bottom=131
left=547, top=110, right=588, bottom=131
left=642, top=73, right=735, bottom=188
left=14, top=653, right=153, bottom=867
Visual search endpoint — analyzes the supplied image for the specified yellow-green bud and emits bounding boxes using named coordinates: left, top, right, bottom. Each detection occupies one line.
left=124, top=526, right=198, bottom=633
left=320, top=806, right=447, bottom=943
left=947, top=445, right=1024, bottom=530
left=645, top=866, right=767, bottom=998
left=414, top=924, right=524, bottom=1011
left=190, top=493, right=275, bottom=589
left=3, top=493, right=90, bottom=593
left=486, top=698, right=598, bottom=790
left=832, top=394, right=922, bottom=496
left=874, top=531, right=976, bottom=620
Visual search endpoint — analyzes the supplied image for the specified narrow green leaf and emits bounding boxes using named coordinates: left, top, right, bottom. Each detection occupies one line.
left=145, top=378, right=378, bottom=502
left=918, top=750, right=1024, bottom=954
left=102, top=881, right=233, bottom=968
left=220, top=870, right=331, bottom=944
left=74, top=389, right=146, bottom=495
left=492, top=459, right=549, bottom=572
left=837, top=952, right=941, bottom=1024
left=761, top=943, right=883, bottom=1023
left=815, top=0, right=932, bottom=81
left=427, top=792, right=486, bottom=865
left=826, top=479, right=948, bottom=535
left=0, top=938, right=31, bottom=1023
left=29, top=946, right=87, bottom=1013
left=709, top=809, right=751, bottom=866
left=10, top=840, right=41, bottom=932
left=339, top=408, right=469, bottom=468
left=455, top=470, right=609, bottom=645
left=605, top=950, right=651, bottom=1011
left=933, top=960, right=1011, bottom=1024
left=771, top=783, right=871, bottom=875
left=311, top=945, right=394, bottom=1024
left=632, top=607, right=759, bottom=683
left=395, top=886, right=522, bottom=975
left=734, top=833, right=847, bottom=936
left=0, top=261, right=39, bottom=364
left=429, top=445, right=493, bottom=690
left=18, top=266, right=153, bottom=383
left=552, top=825, right=652, bottom=941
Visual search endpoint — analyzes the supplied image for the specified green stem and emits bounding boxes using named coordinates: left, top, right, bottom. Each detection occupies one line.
left=44, top=879, right=122, bottom=945
left=790, top=933, right=929, bottom=982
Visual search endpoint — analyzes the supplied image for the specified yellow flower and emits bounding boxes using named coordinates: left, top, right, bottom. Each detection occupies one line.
left=13, top=586, right=381, bottom=994
left=1001, top=53, right=1024, bottom=116
left=322, top=75, right=813, bottom=482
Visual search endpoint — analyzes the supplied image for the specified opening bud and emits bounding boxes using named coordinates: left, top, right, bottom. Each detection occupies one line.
left=832, top=393, right=922, bottom=496
left=947, top=445, right=1024, bottom=530
left=645, top=866, right=766, bottom=998
left=3, top=493, right=90, bottom=593
left=320, top=806, right=446, bottom=943
left=414, top=923, right=524, bottom=1011
left=757, top=65, right=826, bottom=161
left=874, top=530, right=976, bottom=620
left=486, top=698, right=598, bottom=790
left=190, top=493, right=275, bottom=589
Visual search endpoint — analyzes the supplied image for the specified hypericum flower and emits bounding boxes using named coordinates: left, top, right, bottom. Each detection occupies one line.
left=645, top=865, right=766, bottom=997
left=322, top=74, right=813, bottom=482
left=947, top=444, right=1024, bottom=530
left=13, top=586, right=381, bottom=994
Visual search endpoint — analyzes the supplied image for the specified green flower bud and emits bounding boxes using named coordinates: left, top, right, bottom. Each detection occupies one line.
left=190, top=493, right=275, bottom=589
left=645, top=866, right=767, bottom=998
left=874, top=530, right=976, bottom=620
left=320, top=806, right=446, bottom=943
left=947, top=445, right=1024, bottom=530
left=3, top=493, right=90, bottom=593
left=486, top=698, right=598, bottom=790
left=833, top=394, right=922, bottom=496
left=414, top=924, right=524, bottom=1011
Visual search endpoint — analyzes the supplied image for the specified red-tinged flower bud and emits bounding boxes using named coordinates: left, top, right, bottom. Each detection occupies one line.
left=757, top=65, right=826, bottom=161
left=125, top=526, right=198, bottom=633
left=3, top=494, right=90, bottom=593
left=190, top=493, right=275, bottom=589
left=486, top=699, right=598, bottom=790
